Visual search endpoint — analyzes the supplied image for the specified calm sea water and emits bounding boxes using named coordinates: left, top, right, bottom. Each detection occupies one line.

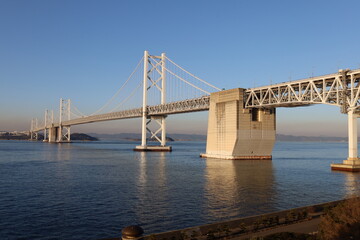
left=0, top=140, right=360, bottom=240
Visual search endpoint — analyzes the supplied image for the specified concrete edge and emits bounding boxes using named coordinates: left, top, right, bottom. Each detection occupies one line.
left=200, top=153, right=272, bottom=160
left=331, top=163, right=360, bottom=172
left=103, top=198, right=358, bottom=240
left=134, top=146, right=172, bottom=152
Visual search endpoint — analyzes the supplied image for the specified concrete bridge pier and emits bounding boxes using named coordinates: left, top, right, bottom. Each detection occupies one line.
left=47, top=126, right=71, bottom=143
left=48, top=127, right=58, bottom=143
left=43, top=128, right=47, bottom=142
left=201, top=88, right=276, bottom=160
left=30, top=131, right=38, bottom=141
left=331, top=110, right=360, bottom=171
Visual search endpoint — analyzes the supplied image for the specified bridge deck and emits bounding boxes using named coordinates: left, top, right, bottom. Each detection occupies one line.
left=245, top=68, right=360, bottom=109
left=35, top=96, right=209, bottom=131
left=34, top=68, right=360, bottom=132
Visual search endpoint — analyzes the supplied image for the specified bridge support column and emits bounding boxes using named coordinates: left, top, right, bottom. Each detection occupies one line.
left=57, top=126, right=62, bottom=142
left=48, top=127, right=58, bottom=143
left=43, top=128, right=47, bottom=142
left=30, top=131, right=38, bottom=141
left=56, top=99, right=71, bottom=143
left=135, top=115, right=171, bottom=152
left=200, top=88, right=276, bottom=160
left=30, top=119, right=39, bottom=141
left=56, top=125, right=71, bottom=143
left=331, top=110, right=360, bottom=171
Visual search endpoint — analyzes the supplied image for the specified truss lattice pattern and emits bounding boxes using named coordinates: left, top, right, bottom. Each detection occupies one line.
left=245, top=69, right=360, bottom=113
left=33, top=96, right=210, bottom=131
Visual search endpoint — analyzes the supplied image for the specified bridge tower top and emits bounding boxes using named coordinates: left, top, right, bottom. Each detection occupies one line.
left=59, top=98, right=71, bottom=125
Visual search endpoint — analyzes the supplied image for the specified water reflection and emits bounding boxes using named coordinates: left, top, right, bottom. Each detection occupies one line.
left=138, top=152, right=147, bottom=187
left=135, top=152, right=170, bottom=229
left=42, top=143, right=72, bottom=162
left=5, top=140, right=360, bottom=239
left=343, top=172, right=360, bottom=197
left=137, top=152, right=167, bottom=190
left=204, top=159, right=276, bottom=220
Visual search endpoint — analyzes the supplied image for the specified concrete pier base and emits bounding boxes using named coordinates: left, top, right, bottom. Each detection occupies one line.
left=201, top=88, right=276, bottom=160
left=48, top=127, right=58, bottom=143
left=200, top=153, right=272, bottom=160
left=134, top=145, right=172, bottom=152
left=331, top=110, right=360, bottom=172
left=331, top=158, right=360, bottom=172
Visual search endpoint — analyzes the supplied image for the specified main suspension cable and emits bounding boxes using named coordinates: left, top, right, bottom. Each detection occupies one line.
left=109, top=82, right=143, bottom=112
left=165, top=56, right=221, bottom=91
left=89, top=56, right=144, bottom=115
left=163, top=66, right=210, bottom=95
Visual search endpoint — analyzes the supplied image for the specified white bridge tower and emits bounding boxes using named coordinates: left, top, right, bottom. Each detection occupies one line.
left=135, top=51, right=171, bottom=151
left=57, top=98, right=71, bottom=142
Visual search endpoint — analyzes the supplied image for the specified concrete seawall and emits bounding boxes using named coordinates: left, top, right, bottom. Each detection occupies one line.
left=103, top=198, right=350, bottom=240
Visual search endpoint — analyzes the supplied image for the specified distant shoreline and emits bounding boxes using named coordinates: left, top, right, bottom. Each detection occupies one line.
left=0, top=133, right=98, bottom=141
left=89, top=133, right=350, bottom=142
left=0, top=132, right=351, bottom=142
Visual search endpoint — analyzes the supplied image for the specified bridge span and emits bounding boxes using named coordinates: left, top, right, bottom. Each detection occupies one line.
left=39, top=96, right=210, bottom=127
left=30, top=51, right=360, bottom=171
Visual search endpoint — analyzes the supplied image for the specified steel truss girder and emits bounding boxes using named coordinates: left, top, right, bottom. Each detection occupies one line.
left=147, top=96, right=210, bottom=115
left=245, top=69, right=360, bottom=113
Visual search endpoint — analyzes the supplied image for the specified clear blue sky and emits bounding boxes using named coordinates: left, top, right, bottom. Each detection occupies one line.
left=1, top=0, right=359, bottom=136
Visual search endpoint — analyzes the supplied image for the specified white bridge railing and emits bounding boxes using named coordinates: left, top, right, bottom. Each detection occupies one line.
left=34, top=96, right=210, bottom=131
left=245, top=68, right=360, bottom=113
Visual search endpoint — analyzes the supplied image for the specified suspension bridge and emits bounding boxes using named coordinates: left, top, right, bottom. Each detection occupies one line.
left=30, top=51, right=360, bottom=171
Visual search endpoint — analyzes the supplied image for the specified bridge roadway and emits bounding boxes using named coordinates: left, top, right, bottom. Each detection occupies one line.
left=34, top=96, right=210, bottom=131
left=35, top=68, right=360, bottom=132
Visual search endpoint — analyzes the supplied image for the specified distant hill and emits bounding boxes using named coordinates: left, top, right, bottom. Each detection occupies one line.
left=71, top=133, right=98, bottom=141
left=0, top=133, right=29, bottom=140
left=0, top=131, right=348, bottom=142
left=89, top=133, right=207, bottom=141
left=276, top=134, right=347, bottom=142
left=0, top=132, right=98, bottom=141
left=88, top=133, right=348, bottom=142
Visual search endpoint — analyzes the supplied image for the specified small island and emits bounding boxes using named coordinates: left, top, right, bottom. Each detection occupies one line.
left=0, top=131, right=98, bottom=141
left=70, top=133, right=99, bottom=141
